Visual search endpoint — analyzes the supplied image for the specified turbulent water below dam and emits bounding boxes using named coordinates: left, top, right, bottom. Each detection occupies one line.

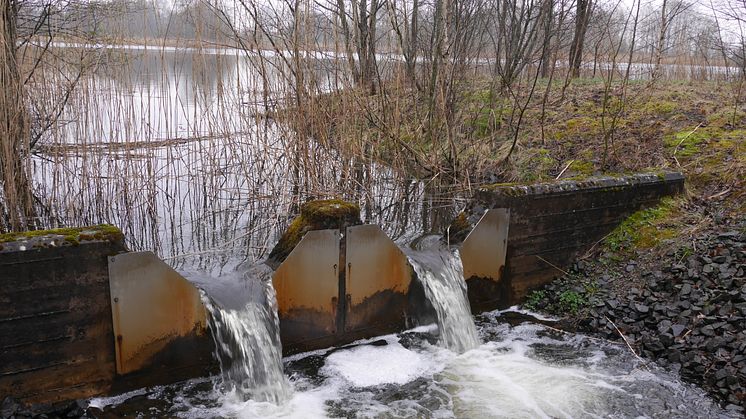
left=87, top=251, right=737, bottom=419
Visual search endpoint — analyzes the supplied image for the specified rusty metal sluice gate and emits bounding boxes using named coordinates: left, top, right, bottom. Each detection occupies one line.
left=272, top=224, right=423, bottom=353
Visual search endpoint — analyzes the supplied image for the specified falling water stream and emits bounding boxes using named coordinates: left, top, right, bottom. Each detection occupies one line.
left=407, top=249, right=480, bottom=353
left=88, top=242, right=738, bottom=418
left=202, top=283, right=291, bottom=404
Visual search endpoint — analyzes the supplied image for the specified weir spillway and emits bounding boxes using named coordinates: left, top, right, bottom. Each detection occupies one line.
left=0, top=172, right=686, bottom=411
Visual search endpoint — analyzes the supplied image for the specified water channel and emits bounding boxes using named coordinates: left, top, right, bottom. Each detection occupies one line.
left=88, top=250, right=734, bottom=418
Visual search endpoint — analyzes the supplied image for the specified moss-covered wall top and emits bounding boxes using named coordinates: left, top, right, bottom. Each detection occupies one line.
left=0, top=224, right=124, bottom=253
left=266, top=199, right=362, bottom=269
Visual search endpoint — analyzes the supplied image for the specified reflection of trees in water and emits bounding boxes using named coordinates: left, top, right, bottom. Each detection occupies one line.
left=34, top=115, right=459, bottom=275
left=21, top=40, right=461, bottom=274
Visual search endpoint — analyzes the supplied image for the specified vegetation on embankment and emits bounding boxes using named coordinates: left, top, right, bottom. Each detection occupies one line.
left=292, top=79, right=732, bottom=182
left=293, top=78, right=743, bottom=211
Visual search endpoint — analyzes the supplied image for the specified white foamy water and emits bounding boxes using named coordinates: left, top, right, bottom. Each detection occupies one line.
left=321, top=336, right=443, bottom=387
left=408, top=250, right=480, bottom=353
left=88, top=319, right=736, bottom=418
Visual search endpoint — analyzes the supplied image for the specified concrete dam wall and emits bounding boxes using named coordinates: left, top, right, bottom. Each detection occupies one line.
left=0, top=172, right=684, bottom=407
left=452, top=172, right=685, bottom=312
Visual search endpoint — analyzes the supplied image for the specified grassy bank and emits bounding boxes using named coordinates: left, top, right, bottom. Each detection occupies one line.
left=295, top=78, right=743, bottom=214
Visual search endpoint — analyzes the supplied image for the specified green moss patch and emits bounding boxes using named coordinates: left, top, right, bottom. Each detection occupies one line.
left=638, top=100, right=677, bottom=116
left=267, top=199, right=361, bottom=268
left=605, top=198, right=678, bottom=253
left=664, top=129, right=709, bottom=157
left=0, top=224, right=124, bottom=246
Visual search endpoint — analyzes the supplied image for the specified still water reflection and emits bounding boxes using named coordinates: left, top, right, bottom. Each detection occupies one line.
left=33, top=46, right=462, bottom=274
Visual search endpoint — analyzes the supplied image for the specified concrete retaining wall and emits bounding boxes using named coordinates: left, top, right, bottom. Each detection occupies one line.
left=0, top=237, right=123, bottom=405
left=455, top=172, right=686, bottom=312
left=0, top=229, right=214, bottom=407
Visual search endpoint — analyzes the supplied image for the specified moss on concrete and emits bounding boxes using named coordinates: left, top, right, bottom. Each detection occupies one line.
left=266, top=199, right=361, bottom=268
left=0, top=224, right=123, bottom=246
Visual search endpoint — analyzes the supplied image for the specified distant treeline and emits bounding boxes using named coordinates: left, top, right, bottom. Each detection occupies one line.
left=17, top=0, right=233, bottom=42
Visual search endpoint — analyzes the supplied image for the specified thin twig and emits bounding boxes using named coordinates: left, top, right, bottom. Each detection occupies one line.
left=536, top=255, right=571, bottom=276
left=604, top=315, right=649, bottom=370
left=542, top=324, right=625, bottom=346
left=673, top=123, right=702, bottom=167
left=556, top=159, right=574, bottom=179
left=706, top=188, right=731, bottom=200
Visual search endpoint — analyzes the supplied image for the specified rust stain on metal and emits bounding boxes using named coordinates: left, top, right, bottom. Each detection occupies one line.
left=272, top=229, right=339, bottom=338
left=460, top=208, right=510, bottom=282
left=108, top=252, right=207, bottom=375
left=344, top=225, right=412, bottom=332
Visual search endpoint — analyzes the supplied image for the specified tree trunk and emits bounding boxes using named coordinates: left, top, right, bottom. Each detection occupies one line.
left=336, top=0, right=360, bottom=84
left=0, top=0, right=34, bottom=232
left=569, top=0, right=593, bottom=78
left=408, top=0, right=418, bottom=85
left=651, top=0, right=668, bottom=82
left=365, top=0, right=379, bottom=94
left=539, top=0, right=554, bottom=78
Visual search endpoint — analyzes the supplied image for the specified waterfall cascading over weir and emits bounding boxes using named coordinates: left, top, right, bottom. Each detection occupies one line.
left=202, top=270, right=291, bottom=404
left=198, top=236, right=480, bottom=407
left=407, top=248, right=480, bottom=353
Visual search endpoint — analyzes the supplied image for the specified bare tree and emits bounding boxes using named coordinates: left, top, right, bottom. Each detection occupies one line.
left=488, top=0, right=546, bottom=89
left=650, top=0, right=692, bottom=82
left=569, top=0, right=594, bottom=78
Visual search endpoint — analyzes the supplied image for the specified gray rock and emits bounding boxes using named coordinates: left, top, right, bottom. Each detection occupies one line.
left=657, top=320, right=672, bottom=333
left=635, top=304, right=650, bottom=314
left=701, top=325, right=716, bottom=336
left=1, top=397, right=19, bottom=418
left=671, top=324, right=687, bottom=337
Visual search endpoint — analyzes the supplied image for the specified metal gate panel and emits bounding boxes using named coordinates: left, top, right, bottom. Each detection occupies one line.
left=345, top=224, right=411, bottom=332
left=108, top=251, right=207, bottom=375
left=460, top=208, right=510, bottom=281
left=272, top=229, right=340, bottom=344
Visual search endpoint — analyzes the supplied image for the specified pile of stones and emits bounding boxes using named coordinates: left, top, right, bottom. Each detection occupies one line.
left=533, top=227, right=745, bottom=415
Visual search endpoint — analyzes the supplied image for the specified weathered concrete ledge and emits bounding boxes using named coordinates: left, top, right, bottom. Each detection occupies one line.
left=452, top=172, right=685, bottom=313
left=0, top=226, right=215, bottom=408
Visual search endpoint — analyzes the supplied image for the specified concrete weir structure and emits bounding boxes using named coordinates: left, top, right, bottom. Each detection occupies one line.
left=0, top=227, right=214, bottom=407
left=268, top=200, right=429, bottom=354
left=452, top=172, right=686, bottom=313
left=0, top=172, right=685, bottom=407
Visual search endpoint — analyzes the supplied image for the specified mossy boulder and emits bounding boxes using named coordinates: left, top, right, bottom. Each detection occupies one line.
left=266, top=199, right=361, bottom=269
